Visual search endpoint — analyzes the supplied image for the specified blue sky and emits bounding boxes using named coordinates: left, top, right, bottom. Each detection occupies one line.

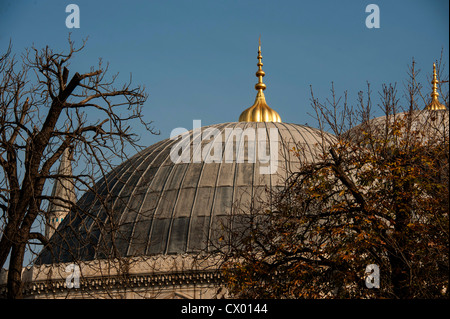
left=1, top=0, right=448, bottom=148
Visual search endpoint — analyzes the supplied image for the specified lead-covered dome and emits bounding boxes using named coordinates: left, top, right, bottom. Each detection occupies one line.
left=37, top=122, right=334, bottom=264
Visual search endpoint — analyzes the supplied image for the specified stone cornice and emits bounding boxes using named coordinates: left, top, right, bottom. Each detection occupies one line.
left=17, top=269, right=221, bottom=298
left=0, top=254, right=225, bottom=298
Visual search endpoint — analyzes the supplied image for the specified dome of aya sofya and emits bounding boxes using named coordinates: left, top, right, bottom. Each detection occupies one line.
left=36, top=39, right=335, bottom=264
left=37, top=121, right=334, bottom=264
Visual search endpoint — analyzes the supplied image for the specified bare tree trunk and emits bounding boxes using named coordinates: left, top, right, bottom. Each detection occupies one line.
left=7, top=242, right=26, bottom=299
left=0, top=222, right=16, bottom=269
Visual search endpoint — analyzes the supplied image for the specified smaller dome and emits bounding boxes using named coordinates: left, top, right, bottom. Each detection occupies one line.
left=346, top=109, right=449, bottom=143
left=347, top=64, right=448, bottom=142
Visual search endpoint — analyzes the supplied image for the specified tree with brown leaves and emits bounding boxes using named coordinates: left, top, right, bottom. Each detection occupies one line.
left=218, top=59, right=449, bottom=298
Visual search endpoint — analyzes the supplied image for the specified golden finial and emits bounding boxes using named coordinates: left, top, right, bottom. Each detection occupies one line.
left=255, top=36, right=266, bottom=92
left=239, top=38, right=282, bottom=122
left=431, top=63, right=439, bottom=99
left=425, top=62, right=446, bottom=110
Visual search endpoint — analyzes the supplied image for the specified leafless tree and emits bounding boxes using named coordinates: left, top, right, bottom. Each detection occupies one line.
left=0, top=37, right=156, bottom=298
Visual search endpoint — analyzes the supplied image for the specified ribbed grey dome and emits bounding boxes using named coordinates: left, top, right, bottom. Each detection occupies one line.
left=37, top=122, right=334, bottom=264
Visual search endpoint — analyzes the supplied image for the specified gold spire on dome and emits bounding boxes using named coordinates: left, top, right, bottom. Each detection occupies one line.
left=425, top=63, right=446, bottom=110
left=239, top=38, right=282, bottom=122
